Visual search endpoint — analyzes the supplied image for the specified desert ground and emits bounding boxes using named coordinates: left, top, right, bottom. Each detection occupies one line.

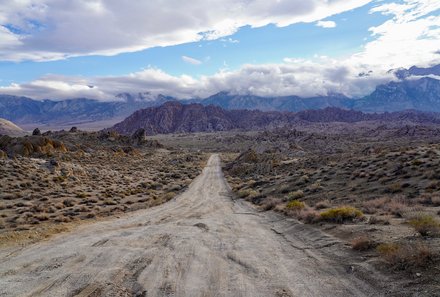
left=1, top=123, right=440, bottom=296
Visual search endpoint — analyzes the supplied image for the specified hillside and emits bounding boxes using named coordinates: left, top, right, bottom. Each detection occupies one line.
left=0, top=94, right=174, bottom=126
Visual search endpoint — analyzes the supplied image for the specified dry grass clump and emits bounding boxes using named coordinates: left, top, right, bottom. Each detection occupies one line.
left=351, top=235, right=376, bottom=251
left=407, top=214, right=440, bottom=237
left=320, top=206, right=363, bottom=223
left=377, top=242, right=435, bottom=271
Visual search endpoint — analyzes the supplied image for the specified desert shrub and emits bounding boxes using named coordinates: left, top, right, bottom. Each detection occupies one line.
left=315, top=200, right=330, bottom=210
left=411, top=159, right=424, bottom=166
left=297, top=208, right=320, bottom=224
left=368, top=216, right=390, bottom=225
left=237, top=189, right=258, bottom=199
left=416, top=195, right=440, bottom=206
left=103, top=199, right=117, bottom=206
left=408, top=214, right=440, bottom=237
left=85, top=212, right=96, bottom=219
left=320, top=206, right=363, bottom=223
left=261, top=197, right=278, bottom=211
left=62, top=199, right=75, bottom=207
left=287, top=190, right=304, bottom=200
left=76, top=192, right=88, bottom=198
left=386, top=183, right=402, bottom=194
left=296, top=175, right=309, bottom=186
left=377, top=242, right=434, bottom=270
left=34, top=213, right=49, bottom=221
left=164, top=192, right=175, bottom=201
left=351, top=236, right=375, bottom=251
left=362, top=197, right=388, bottom=214
left=286, top=200, right=305, bottom=210
left=308, top=182, right=322, bottom=193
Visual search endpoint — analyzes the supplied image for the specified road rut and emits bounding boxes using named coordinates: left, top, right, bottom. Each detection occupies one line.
left=0, top=154, right=382, bottom=296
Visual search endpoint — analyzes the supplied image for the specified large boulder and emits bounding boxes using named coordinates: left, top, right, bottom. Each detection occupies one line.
left=32, top=128, right=41, bottom=136
left=131, top=128, right=147, bottom=145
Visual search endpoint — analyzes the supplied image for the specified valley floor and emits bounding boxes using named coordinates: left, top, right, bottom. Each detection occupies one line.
left=0, top=155, right=387, bottom=297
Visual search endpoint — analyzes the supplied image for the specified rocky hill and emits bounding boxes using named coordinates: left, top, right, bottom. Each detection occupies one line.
left=0, top=118, right=26, bottom=136
left=110, top=102, right=440, bottom=135
left=110, top=101, right=295, bottom=135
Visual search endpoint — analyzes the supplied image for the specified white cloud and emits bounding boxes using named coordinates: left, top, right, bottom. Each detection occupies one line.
left=316, top=20, right=336, bottom=28
left=182, top=55, right=202, bottom=65
left=355, top=0, right=440, bottom=70
left=0, top=61, right=395, bottom=100
left=0, top=0, right=439, bottom=101
left=0, top=0, right=373, bottom=61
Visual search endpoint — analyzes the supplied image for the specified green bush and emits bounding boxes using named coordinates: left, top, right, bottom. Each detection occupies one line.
left=320, top=206, right=363, bottom=223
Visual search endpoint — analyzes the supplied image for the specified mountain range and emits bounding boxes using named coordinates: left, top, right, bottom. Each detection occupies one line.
left=110, top=101, right=440, bottom=135
left=1, top=64, right=440, bottom=127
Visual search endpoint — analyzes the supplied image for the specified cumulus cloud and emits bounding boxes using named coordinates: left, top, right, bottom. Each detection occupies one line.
left=0, top=61, right=395, bottom=100
left=182, top=55, right=202, bottom=65
left=0, top=0, right=372, bottom=61
left=316, top=20, right=336, bottom=28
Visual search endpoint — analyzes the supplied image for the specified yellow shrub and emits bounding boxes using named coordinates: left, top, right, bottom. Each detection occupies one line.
left=286, top=200, right=305, bottom=210
left=320, top=206, right=363, bottom=223
left=408, top=214, right=440, bottom=237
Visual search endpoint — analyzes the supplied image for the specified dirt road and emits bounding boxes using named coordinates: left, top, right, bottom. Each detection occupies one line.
left=0, top=154, right=383, bottom=297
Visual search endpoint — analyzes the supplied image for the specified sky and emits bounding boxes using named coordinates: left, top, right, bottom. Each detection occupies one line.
left=0, top=0, right=439, bottom=100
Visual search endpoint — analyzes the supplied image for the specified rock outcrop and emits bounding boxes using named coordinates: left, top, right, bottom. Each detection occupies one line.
left=110, top=102, right=440, bottom=136
left=0, top=135, right=67, bottom=157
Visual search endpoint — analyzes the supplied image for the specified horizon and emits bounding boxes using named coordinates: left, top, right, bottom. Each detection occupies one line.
left=0, top=0, right=439, bottom=101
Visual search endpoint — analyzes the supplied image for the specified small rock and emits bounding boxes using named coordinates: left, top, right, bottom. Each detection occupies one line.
left=416, top=273, right=421, bottom=277
left=49, top=159, right=59, bottom=167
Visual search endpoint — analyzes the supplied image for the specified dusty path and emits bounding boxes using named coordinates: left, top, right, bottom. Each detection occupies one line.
left=0, top=154, right=383, bottom=297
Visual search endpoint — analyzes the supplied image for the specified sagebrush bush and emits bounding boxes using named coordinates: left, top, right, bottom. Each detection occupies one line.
left=320, top=206, right=363, bottom=223
left=287, top=190, right=305, bottom=200
left=351, top=236, right=375, bottom=251
left=377, top=242, right=434, bottom=270
left=238, top=189, right=259, bottom=199
left=408, top=214, right=440, bottom=237
left=297, top=208, right=320, bottom=224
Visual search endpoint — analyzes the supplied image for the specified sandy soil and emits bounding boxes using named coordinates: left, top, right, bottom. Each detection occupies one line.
left=0, top=155, right=385, bottom=297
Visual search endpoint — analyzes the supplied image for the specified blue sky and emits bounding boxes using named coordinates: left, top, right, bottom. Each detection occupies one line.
left=0, top=2, right=389, bottom=84
left=0, top=0, right=439, bottom=99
